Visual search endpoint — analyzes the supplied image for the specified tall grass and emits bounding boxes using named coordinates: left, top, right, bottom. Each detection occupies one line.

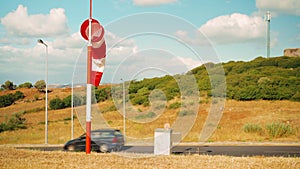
left=243, top=123, right=263, bottom=134
left=243, top=122, right=297, bottom=138
left=266, top=122, right=296, bottom=138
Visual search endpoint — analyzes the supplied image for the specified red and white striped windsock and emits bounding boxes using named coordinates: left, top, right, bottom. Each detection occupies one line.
left=80, top=18, right=106, bottom=86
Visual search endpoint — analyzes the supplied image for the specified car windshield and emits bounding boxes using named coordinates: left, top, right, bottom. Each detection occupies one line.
left=92, top=131, right=114, bottom=138
left=77, top=130, right=122, bottom=139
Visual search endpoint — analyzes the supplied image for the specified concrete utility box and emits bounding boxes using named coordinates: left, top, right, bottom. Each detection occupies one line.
left=154, top=128, right=172, bottom=155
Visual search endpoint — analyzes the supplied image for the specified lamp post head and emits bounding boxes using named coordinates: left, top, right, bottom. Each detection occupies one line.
left=37, top=39, right=48, bottom=47
left=37, top=39, right=44, bottom=44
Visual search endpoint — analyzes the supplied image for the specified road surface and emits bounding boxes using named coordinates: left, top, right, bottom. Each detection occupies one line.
left=15, top=145, right=300, bottom=157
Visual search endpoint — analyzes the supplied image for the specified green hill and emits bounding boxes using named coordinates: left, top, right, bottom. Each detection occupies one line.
left=112, top=56, right=300, bottom=105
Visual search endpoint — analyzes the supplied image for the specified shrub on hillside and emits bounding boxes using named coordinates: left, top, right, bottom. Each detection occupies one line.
left=290, top=92, right=300, bottom=102
left=49, top=95, right=85, bottom=110
left=169, top=102, right=181, bottom=109
left=1, top=80, right=16, bottom=90
left=131, top=95, right=148, bottom=105
left=135, top=112, right=156, bottom=119
left=243, top=123, right=263, bottom=134
left=34, top=80, right=46, bottom=91
left=49, top=97, right=65, bottom=110
left=95, top=87, right=111, bottom=102
left=0, top=91, right=24, bottom=108
left=62, top=95, right=72, bottom=107
left=14, top=91, right=24, bottom=100
left=266, top=122, right=296, bottom=138
left=18, top=82, right=33, bottom=88
left=0, top=112, right=26, bottom=132
left=0, top=94, right=14, bottom=108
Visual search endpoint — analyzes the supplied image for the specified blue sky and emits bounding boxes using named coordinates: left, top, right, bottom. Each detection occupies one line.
left=0, top=0, right=299, bottom=85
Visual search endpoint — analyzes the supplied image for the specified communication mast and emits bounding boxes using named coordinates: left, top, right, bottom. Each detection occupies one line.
left=265, top=11, right=271, bottom=58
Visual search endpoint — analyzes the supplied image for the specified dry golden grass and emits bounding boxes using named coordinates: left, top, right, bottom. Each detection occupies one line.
left=0, top=88, right=300, bottom=144
left=0, top=147, right=299, bottom=169
left=210, top=100, right=300, bottom=142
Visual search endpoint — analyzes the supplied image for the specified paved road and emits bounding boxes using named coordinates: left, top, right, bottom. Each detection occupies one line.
left=123, top=146, right=300, bottom=157
left=16, top=145, right=300, bottom=157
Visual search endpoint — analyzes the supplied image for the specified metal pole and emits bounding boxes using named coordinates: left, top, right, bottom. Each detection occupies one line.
left=38, top=39, right=48, bottom=144
left=86, top=0, right=93, bottom=154
left=45, top=45, right=48, bottom=144
left=71, top=80, right=74, bottom=140
left=265, top=11, right=271, bottom=58
left=121, top=79, right=126, bottom=142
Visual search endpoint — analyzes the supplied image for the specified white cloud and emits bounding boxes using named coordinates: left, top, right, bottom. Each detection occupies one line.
left=199, top=13, right=265, bottom=44
left=53, top=32, right=85, bottom=49
left=176, top=56, right=202, bottom=70
left=0, top=37, right=30, bottom=45
left=256, top=0, right=300, bottom=16
left=1, top=5, right=69, bottom=37
left=105, top=31, right=136, bottom=48
left=133, top=0, right=177, bottom=6
left=174, top=30, right=210, bottom=45
left=0, top=38, right=83, bottom=85
left=108, top=49, right=201, bottom=83
left=105, top=30, right=139, bottom=64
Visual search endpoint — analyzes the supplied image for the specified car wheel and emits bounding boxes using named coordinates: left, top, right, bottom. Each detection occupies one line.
left=99, top=144, right=108, bottom=153
left=67, top=145, right=75, bottom=151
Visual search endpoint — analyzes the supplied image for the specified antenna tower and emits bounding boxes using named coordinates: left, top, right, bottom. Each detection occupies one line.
left=265, top=11, right=271, bottom=58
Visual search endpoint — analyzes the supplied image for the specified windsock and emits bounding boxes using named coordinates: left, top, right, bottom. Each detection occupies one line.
left=80, top=19, right=106, bottom=86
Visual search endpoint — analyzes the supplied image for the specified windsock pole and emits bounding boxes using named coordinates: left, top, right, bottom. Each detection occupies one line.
left=86, top=0, right=93, bottom=154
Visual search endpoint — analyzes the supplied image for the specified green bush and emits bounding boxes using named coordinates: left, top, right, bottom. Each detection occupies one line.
left=0, top=112, right=26, bottom=132
left=101, top=105, right=117, bottom=113
left=49, top=95, right=84, bottom=110
left=49, top=97, right=65, bottom=110
left=135, top=112, right=156, bottom=119
left=243, top=123, right=263, bottom=134
left=0, top=91, right=24, bottom=108
left=290, top=92, right=300, bottom=101
left=18, top=82, right=33, bottom=88
left=131, top=95, right=148, bottom=105
left=63, top=95, right=72, bottom=107
left=169, top=102, right=181, bottom=109
left=72, top=95, right=83, bottom=106
left=266, top=122, right=296, bottom=138
left=95, top=87, right=111, bottom=102
left=14, top=91, right=24, bottom=100
left=1, top=80, right=16, bottom=90
left=0, top=94, right=14, bottom=108
left=34, top=80, right=46, bottom=91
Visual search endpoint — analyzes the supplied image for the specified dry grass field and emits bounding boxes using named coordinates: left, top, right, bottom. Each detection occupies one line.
left=0, top=147, right=299, bottom=169
left=0, top=88, right=300, bottom=144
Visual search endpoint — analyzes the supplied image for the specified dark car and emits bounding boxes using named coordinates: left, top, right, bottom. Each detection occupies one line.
left=64, top=129, right=124, bottom=153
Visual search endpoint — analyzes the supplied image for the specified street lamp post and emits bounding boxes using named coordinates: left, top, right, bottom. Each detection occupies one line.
left=71, top=80, right=74, bottom=140
left=121, top=79, right=126, bottom=142
left=38, top=39, right=48, bottom=144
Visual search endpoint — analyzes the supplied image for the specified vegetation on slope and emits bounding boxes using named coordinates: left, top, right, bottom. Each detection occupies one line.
left=0, top=56, right=299, bottom=142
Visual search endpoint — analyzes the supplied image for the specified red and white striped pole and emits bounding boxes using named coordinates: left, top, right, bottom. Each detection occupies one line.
left=85, top=0, right=93, bottom=154
left=81, top=0, right=105, bottom=154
